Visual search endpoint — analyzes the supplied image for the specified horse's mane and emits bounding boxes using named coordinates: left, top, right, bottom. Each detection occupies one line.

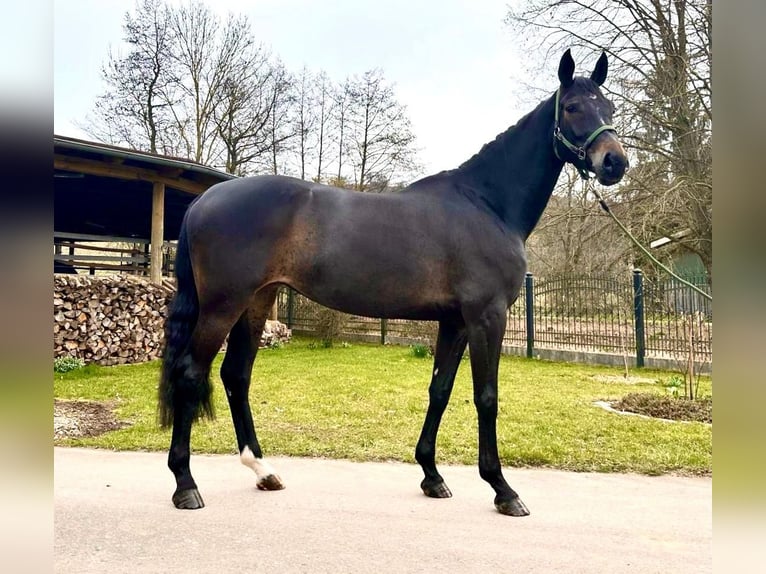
left=458, top=96, right=551, bottom=171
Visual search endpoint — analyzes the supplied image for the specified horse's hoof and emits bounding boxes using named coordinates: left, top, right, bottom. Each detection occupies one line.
left=257, top=474, right=285, bottom=491
left=172, top=488, right=205, bottom=510
left=495, top=496, right=530, bottom=516
left=421, top=478, right=453, bottom=499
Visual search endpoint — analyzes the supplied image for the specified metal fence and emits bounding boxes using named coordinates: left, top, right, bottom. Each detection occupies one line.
left=277, top=269, right=712, bottom=369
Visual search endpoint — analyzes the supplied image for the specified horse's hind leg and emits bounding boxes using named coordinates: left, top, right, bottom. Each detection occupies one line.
left=415, top=318, right=467, bottom=499
left=168, top=305, right=242, bottom=509
left=220, top=286, right=285, bottom=492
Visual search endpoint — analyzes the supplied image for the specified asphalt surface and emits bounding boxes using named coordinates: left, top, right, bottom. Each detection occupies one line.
left=54, top=447, right=711, bottom=573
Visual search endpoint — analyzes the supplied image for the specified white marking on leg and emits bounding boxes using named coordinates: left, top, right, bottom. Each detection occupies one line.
left=240, top=446, right=278, bottom=481
left=433, top=367, right=439, bottom=376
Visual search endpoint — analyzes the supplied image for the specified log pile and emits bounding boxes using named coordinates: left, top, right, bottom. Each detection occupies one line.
left=54, top=274, right=173, bottom=366
left=54, top=274, right=291, bottom=366
left=260, top=319, right=292, bottom=348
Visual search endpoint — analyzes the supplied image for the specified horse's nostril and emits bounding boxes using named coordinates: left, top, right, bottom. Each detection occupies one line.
left=602, top=152, right=627, bottom=178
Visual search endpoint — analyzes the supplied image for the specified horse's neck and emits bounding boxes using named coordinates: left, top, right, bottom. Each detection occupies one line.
left=456, top=95, right=563, bottom=238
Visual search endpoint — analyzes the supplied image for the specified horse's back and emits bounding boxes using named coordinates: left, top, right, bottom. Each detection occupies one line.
left=189, top=173, right=445, bottom=247
left=189, top=174, right=314, bottom=225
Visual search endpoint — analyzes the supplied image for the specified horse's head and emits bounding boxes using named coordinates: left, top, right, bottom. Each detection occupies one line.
left=554, top=49, right=628, bottom=186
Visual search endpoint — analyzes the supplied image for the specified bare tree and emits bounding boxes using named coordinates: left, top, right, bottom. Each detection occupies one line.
left=313, top=71, right=333, bottom=183
left=85, top=0, right=176, bottom=154
left=166, top=0, right=228, bottom=165
left=527, top=167, right=631, bottom=275
left=346, top=69, right=419, bottom=192
left=89, top=0, right=283, bottom=172
left=288, top=69, right=339, bottom=183
left=167, top=3, right=277, bottom=168
left=506, top=0, right=712, bottom=279
left=262, top=62, right=296, bottom=175
left=332, top=78, right=353, bottom=184
left=213, top=44, right=289, bottom=176
left=84, top=2, right=423, bottom=187
left=292, top=66, right=316, bottom=180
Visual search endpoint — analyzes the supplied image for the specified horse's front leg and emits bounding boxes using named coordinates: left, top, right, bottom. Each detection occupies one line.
left=415, top=319, right=468, bottom=498
left=465, top=304, right=530, bottom=516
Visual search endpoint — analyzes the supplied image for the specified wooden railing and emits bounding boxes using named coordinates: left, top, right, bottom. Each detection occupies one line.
left=54, top=231, right=150, bottom=275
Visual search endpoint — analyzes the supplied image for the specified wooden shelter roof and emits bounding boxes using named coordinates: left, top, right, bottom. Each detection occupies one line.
left=54, top=135, right=236, bottom=240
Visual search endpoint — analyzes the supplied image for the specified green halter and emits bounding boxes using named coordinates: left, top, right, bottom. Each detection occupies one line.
left=553, top=87, right=615, bottom=180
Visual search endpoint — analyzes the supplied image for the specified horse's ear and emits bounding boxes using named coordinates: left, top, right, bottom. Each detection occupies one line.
left=558, top=49, right=575, bottom=88
left=591, top=52, right=608, bottom=86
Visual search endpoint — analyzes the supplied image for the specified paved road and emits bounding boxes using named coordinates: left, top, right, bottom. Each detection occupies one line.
left=55, top=447, right=711, bottom=573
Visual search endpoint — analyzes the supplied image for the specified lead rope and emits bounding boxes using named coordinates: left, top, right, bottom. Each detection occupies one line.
left=584, top=179, right=712, bottom=302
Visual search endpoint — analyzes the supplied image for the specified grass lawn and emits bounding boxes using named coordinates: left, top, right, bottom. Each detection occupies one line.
left=54, top=338, right=712, bottom=476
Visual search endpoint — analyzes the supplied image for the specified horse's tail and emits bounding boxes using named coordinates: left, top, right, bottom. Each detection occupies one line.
left=158, top=212, right=213, bottom=428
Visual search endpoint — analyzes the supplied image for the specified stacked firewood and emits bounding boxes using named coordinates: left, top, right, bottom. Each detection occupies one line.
left=54, top=274, right=292, bottom=366
left=260, top=319, right=292, bottom=348
left=54, top=275, right=173, bottom=366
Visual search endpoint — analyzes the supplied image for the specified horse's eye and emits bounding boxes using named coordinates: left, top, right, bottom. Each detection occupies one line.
left=565, top=104, right=578, bottom=114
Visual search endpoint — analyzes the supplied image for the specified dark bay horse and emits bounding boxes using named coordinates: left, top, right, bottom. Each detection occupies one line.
left=159, top=49, right=628, bottom=516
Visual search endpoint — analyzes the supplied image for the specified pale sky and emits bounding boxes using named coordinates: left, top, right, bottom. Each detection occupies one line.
left=54, top=0, right=538, bottom=176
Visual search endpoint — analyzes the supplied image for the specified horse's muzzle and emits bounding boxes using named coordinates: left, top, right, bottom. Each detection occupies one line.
left=588, top=133, right=629, bottom=186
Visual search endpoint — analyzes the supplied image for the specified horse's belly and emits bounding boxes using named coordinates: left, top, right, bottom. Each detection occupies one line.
left=290, top=266, right=454, bottom=320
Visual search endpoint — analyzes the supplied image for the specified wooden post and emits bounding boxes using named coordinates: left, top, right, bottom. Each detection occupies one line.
left=269, top=300, right=279, bottom=321
left=150, top=182, right=165, bottom=285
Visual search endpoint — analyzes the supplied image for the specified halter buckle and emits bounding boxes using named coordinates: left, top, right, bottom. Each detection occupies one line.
left=554, top=126, right=586, bottom=161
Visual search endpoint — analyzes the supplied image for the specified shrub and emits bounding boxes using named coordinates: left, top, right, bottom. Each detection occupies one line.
left=315, top=308, right=347, bottom=348
left=54, top=356, right=86, bottom=373
left=410, top=344, right=432, bottom=358
left=658, top=375, right=684, bottom=398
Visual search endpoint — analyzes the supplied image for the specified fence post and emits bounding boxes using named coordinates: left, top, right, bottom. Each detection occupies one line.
left=633, top=269, right=646, bottom=368
left=525, top=272, right=535, bottom=358
left=381, top=318, right=388, bottom=345
left=287, top=288, right=295, bottom=328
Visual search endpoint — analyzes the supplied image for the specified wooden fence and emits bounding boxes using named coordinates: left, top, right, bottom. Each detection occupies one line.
left=54, top=231, right=150, bottom=275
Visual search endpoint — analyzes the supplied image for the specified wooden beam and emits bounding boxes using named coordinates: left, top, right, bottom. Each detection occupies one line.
left=54, top=231, right=150, bottom=243
left=151, top=182, right=165, bottom=285
left=54, top=154, right=211, bottom=195
left=157, top=166, right=184, bottom=179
